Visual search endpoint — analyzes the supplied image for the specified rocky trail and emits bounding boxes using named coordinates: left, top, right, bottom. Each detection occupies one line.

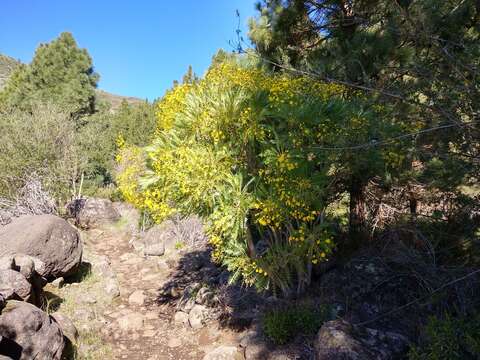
left=83, top=223, right=243, bottom=359
left=45, top=201, right=252, bottom=360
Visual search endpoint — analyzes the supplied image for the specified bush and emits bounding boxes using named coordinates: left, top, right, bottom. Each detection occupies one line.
left=262, top=304, right=329, bottom=345
left=409, top=313, right=480, bottom=360
left=116, top=58, right=403, bottom=294
left=116, top=60, right=350, bottom=294
left=0, top=103, right=80, bottom=201
left=78, top=100, right=156, bottom=192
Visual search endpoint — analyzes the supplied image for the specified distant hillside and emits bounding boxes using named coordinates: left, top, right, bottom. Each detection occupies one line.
left=0, top=54, right=20, bottom=90
left=95, top=89, right=145, bottom=112
left=0, top=53, right=143, bottom=110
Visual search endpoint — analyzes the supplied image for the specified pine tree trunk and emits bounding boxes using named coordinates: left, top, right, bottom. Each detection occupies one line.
left=349, top=177, right=367, bottom=247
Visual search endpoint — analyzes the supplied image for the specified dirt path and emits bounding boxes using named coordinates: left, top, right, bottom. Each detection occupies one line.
left=80, top=222, right=243, bottom=360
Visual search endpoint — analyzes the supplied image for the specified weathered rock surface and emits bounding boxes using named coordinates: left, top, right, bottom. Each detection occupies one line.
left=174, top=311, right=189, bottom=325
left=52, top=312, right=79, bottom=345
left=0, top=300, right=65, bottom=360
left=142, top=223, right=172, bottom=256
left=128, top=290, right=145, bottom=306
left=76, top=198, right=120, bottom=229
left=12, top=255, right=35, bottom=280
left=0, top=215, right=82, bottom=279
left=117, top=312, right=145, bottom=331
left=314, top=319, right=408, bottom=360
left=51, top=277, right=64, bottom=288
left=143, top=242, right=165, bottom=256
left=0, top=256, right=14, bottom=271
left=203, top=346, right=245, bottom=360
left=189, top=304, right=207, bottom=329
left=0, top=270, right=33, bottom=302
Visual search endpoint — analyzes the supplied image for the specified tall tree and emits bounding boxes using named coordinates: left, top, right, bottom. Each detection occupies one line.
left=249, top=0, right=480, bottom=239
left=0, top=32, right=99, bottom=119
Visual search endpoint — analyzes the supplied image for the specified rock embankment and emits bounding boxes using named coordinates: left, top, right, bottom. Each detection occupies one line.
left=0, top=211, right=84, bottom=359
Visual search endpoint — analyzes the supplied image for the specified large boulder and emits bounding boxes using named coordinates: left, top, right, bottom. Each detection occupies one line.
left=75, top=198, right=120, bottom=229
left=0, top=300, right=65, bottom=360
left=314, top=320, right=408, bottom=360
left=0, top=215, right=82, bottom=280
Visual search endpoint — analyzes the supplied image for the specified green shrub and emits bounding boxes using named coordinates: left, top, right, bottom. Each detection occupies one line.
left=78, top=100, right=156, bottom=190
left=409, top=313, right=480, bottom=360
left=0, top=103, right=80, bottom=200
left=263, top=304, right=330, bottom=345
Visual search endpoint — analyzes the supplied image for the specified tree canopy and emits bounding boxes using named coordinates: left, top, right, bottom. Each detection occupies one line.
left=0, top=32, right=98, bottom=118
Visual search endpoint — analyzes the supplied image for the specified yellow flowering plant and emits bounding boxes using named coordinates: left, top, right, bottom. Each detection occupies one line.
left=116, top=57, right=398, bottom=295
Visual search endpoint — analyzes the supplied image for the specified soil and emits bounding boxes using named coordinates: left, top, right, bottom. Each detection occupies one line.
left=79, top=221, right=246, bottom=360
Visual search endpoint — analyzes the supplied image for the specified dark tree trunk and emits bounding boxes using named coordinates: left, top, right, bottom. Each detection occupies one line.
left=349, top=177, right=367, bottom=247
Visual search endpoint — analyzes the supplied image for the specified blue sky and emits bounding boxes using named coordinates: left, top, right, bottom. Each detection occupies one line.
left=0, top=1, right=258, bottom=100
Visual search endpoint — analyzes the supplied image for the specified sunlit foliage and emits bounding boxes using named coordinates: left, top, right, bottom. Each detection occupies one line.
left=117, top=58, right=402, bottom=294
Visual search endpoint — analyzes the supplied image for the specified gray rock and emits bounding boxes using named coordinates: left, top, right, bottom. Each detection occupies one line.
left=0, top=215, right=82, bottom=280
left=142, top=222, right=176, bottom=254
left=0, top=210, right=12, bottom=226
left=51, top=312, right=79, bottom=344
left=117, top=313, right=145, bottom=331
left=143, top=243, right=165, bottom=256
left=174, top=311, right=189, bottom=325
left=203, top=346, right=244, bottom=360
left=88, top=254, right=115, bottom=278
left=240, top=330, right=262, bottom=348
left=104, top=277, right=120, bottom=298
left=12, top=255, right=47, bottom=304
left=13, top=255, right=35, bottom=280
left=113, top=202, right=140, bottom=232
left=0, top=300, right=65, bottom=360
left=76, top=198, right=120, bottom=229
left=195, top=286, right=215, bottom=306
left=0, top=269, right=32, bottom=302
left=180, top=298, right=196, bottom=313
left=51, top=277, right=64, bottom=288
left=128, top=290, right=145, bottom=306
left=314, top=320, right=409, bottom=360
left=0, top=256, right=14, bottom=271
left=189, top=304, right=207, bottom=329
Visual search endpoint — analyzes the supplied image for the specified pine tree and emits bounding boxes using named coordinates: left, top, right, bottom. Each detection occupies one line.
left=182, top=65, right=198, bottom=84
left=249, top=0, right=480, bottom=240
left=0, top=32, right=99, bottom=119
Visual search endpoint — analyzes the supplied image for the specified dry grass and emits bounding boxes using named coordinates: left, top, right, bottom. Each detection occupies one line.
left=43, top=254, right=115, bottom=360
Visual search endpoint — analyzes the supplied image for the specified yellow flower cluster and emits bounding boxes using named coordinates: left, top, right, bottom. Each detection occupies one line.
left=115, top=145, right=145, bottom=208
left=156, top=83, right=192, bottom=131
